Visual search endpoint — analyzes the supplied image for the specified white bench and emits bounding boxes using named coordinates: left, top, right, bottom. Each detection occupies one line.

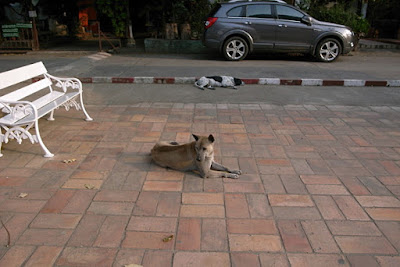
left=0, top=61, right=93, bottom=157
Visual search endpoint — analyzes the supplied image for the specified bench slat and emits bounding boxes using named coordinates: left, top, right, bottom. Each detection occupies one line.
left=18, top=91, right=80, bottom=125
left=0, top=78, right=53, bottom=108
left=0, top=62, right=47, bottom=90
left=32, top=91, right=64, bottom=111
left=0, top=91, right=76, bottom=125
left=20, top=91, right=80, bottom=125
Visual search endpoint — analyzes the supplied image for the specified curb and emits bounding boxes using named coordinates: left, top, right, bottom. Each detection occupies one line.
left=358, top=43, right=400, bottom=50
left=73, top=77, right=400, bottom=87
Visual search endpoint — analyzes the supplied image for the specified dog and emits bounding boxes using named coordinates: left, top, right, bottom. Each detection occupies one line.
left=194, top=76, right=245, bottom=90
left=151, top=134, right=241, bottom=179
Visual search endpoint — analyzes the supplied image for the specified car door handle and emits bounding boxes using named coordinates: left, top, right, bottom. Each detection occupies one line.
left=244, top=21, right=252, bottom=25
left=278, top=24, right=288, bottom=28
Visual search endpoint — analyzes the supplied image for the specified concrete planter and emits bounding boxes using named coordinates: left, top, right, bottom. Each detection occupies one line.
left=144, top=38, right=208, bottom=54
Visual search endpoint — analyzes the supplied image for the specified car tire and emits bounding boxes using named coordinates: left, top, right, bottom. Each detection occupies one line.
left=315, top=38, right=342, bottom=62
left=223, top=36, right=248, bottom=61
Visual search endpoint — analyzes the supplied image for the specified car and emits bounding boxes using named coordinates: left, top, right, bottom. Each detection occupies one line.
left=203, top=0, right=355, bottom=62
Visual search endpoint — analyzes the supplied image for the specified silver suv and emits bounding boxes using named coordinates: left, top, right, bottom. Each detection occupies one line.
left=203, top=0, right=355, bottom=62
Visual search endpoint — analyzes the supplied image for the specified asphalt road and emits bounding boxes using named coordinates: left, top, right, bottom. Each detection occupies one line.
left=84, top=84, right=400, bottom=107
left=0, top=49, right=399, bottom=80
left=1, top=49, right=400, bottom=107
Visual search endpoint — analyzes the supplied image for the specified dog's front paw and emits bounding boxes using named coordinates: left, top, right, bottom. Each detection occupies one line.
left=222, top=173, right=239, bottom=179
left=229, top=173, right=240, bottom=179
left=231, top=170, right=242, bottom=175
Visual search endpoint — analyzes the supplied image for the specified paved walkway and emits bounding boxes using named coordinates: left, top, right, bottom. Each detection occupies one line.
left=1, top=102, right=400, bottom=266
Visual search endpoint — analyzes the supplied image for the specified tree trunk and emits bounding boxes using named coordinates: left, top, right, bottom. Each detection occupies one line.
left=165, top=23, right=178, bottom=39
left=180, top=23, right=191, bottom=40
left=361, top=0, right=368, bottom=19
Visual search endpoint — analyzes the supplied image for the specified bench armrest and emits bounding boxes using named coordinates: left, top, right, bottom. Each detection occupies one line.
left=45, top=74, right=82, bottom=93
left=0, top=100, right=38, bottom=124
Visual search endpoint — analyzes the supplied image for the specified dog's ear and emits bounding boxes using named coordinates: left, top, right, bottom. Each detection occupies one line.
left=208, top=134, right=215, bottom=143
left=192, top=134, right=199, bottom=141
left=234, top=78, right=243, bottom=86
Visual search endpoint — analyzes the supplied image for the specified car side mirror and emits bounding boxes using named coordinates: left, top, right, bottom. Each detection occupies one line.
left=301, top=16, right=312, bottom=26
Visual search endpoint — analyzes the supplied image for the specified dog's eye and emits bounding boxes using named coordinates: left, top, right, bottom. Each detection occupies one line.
left=202, top=147, right=207, bottom=151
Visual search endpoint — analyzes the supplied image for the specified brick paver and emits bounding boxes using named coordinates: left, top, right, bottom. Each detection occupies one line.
left=1, top=103, right=400, bottom=266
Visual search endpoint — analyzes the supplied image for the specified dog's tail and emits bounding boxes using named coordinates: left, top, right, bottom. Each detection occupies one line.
left=194, top=80, right=205, bottom=90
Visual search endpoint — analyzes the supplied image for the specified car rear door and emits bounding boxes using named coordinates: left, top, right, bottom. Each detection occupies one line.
left=244, top=4, right=276, bottom=50
left=274, top=5, right=314, bottom=52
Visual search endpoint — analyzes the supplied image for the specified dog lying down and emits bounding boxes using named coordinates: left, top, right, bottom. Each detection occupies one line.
left=194, top=76, right=245, bottom=90
left=151, top=134, right=241, bottom=179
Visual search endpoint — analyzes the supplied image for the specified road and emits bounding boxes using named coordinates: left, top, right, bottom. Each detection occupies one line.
left=1, top=49, right=400, bottom=107
left=0, top=49, right=399, bottom=80
left=84, top=83, right=400, bottom=107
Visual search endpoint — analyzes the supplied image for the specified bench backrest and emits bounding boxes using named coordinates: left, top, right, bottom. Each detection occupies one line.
left=0, top=62, right=54, bottom=106
left=0, top=61, right=48, bottom=90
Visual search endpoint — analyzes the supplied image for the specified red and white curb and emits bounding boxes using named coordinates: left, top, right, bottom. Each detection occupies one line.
left=35, top=77, right=400, bottom=87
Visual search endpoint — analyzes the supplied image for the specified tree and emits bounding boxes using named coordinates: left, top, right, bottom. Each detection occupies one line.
left=96, top=0, right=129, bottom=38
left=0, top=0, right=33, bottom=22
left=301, top=1, right=370, bottom=36
left=366, top=0, right=400, bottom=38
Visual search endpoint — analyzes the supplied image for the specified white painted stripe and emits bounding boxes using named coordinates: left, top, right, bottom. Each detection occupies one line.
left=302, top=79, right=323, bottom=86
left=344, top=79, right=365, bottom=87
left=259, top=78, right=280, bottom=85
left=92, top=77, right=112, bottom=83
left=387, top=80, right=400, bottom=87
left=98, top=52, right=112, bottom=57
left=87, top=52, right=112, bottom=61
left=134, top=77, right=154, bottom=84
left=175, top=77, right=196, bottom=84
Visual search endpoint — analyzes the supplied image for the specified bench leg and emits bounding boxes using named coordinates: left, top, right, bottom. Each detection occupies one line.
left=34, top=121, right=54, bottom=158
left=79, top=94, right=93, bottom=121
left=47, top=110, right=55, bottom=121
left=0, top=131, right=2, bottom=158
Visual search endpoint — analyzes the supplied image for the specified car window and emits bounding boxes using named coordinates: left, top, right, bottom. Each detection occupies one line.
left=276, top=5, right=304, bottom=21
left=247, top=4, right=273, bottom=18
left=227, top=6, right=246, bottom=17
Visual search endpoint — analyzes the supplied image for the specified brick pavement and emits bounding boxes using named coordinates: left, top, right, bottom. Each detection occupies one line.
left=0, top=102, right=400, bottom=266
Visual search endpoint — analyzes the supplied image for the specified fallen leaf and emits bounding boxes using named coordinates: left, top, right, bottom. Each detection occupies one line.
left=162, top=235, right=174, bottom=242
left=84, top=184, right=95, bottom=189
left=62, top=159, right=76, bottom=164
left=18, top=193, right=28, bottom=198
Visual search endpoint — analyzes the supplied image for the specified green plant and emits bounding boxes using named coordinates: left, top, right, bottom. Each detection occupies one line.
left=307, top=4, right=370, bottom=35
left=171, top=0, right=188, bottom=24
left=184, top=0, right=211, bottom=35
left=142, top=0, right=211, bottom=39
left=96, top=0, right=128, bottom=38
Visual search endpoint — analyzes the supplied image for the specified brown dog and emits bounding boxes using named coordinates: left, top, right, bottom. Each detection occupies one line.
left=151, top=134, right=241, bottom=179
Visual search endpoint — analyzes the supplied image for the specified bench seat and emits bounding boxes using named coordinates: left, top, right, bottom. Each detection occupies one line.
left=0, top=91, right=80, bottom=125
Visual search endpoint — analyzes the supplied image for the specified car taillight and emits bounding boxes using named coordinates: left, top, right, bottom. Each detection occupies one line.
left=205, top=17, right=218, bottom=29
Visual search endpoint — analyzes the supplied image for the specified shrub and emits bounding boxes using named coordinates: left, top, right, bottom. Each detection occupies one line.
left=307, top=4, right=370, bottom=36
left=96, top=0, right=128, bottom=38
left=171, top=0, right=211, bottom=36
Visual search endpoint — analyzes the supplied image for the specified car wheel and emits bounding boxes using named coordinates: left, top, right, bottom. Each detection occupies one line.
left=316, top=38, right=341, bottom=62
left=223, top=37, right=248, bottom=61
